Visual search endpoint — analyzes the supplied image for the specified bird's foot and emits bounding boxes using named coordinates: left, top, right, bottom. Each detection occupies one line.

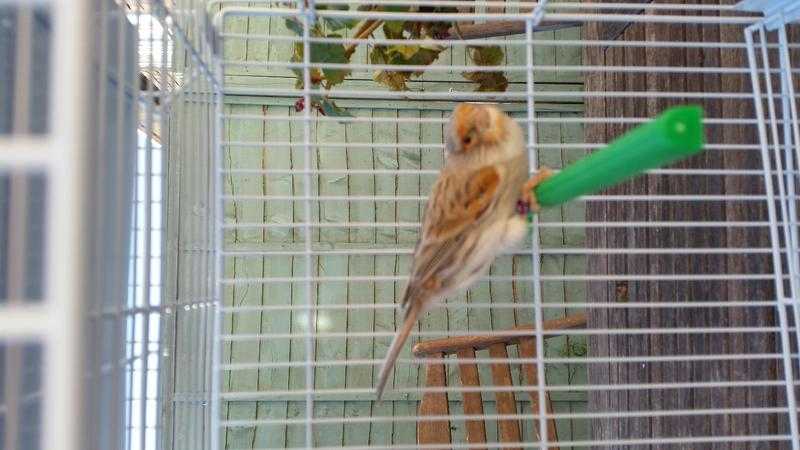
left=521, top=166, right=553, bottom=213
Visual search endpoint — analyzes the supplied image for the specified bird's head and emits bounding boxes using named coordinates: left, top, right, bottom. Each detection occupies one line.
left=444, top=103, right=524, bottom=164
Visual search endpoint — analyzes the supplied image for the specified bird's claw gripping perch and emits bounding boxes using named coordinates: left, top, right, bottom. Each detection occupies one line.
left=517, top=167, right=554, bottom=220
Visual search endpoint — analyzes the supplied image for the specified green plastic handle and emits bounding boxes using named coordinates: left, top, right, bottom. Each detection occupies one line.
left=534, top=105, right=705, bottom=208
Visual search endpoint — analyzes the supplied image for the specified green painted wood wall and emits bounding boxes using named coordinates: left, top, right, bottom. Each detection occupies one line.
left=212, top=5, right=588, bottom=448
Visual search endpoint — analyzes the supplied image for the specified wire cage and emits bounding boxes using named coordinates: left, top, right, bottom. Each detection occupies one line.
left=210, top=0, right=800, bottom=449
left=2, top=0, right=800, bottom=450
left=0, top=0, right=219, bottom=450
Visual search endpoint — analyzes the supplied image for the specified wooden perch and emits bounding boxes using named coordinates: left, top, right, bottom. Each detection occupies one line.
left=412, top=313, right=587, bottom=356
left=341, top=19, right=580, bottom=58
left=444, top=20, right=581, bottom=40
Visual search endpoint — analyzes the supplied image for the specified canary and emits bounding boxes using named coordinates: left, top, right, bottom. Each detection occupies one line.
left=375, top=103, right=550, bottom=399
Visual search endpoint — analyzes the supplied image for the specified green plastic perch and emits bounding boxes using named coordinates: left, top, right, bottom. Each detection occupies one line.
left=531, top=105, right=705, bottom=212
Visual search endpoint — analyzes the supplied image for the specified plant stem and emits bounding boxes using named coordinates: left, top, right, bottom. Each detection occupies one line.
left=344, top=19, right=384, bottom=58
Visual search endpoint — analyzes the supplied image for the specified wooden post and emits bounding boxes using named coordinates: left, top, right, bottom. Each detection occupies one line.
left=417, top=353, right=452, bottom=447
left=584, top=1, right=800, bottom=448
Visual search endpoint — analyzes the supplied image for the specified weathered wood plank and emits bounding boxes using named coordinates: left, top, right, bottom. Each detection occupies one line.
left=262, top=106, right=294, bottom=242
left=417, top=353, right=451, bottom=446
left=392, top=400, right=417, bottom=446
left=519, top=337, right=558, bottom=447
left=468, top=276, right=493, bottom=389
left=483, top=400, right=499, bottom=444
left=284, top=402, right=306, bottom=447
left=413, top=314, right=587, bottom=356
left=584, top=2, right=791, bottom=448
left=223, top=103, right=266, bottom=448
left=288, top=106, right=316, bottom=243
left=369, top=401, right=394, bottom=447
left=253, top=257, right=293, bottom=447
left=288, top=256, right=307, bottom=392
left=346, top=108, right=377, bottom=244
left=315, top=255, right=348, bottom=390
left=253, top=401, right=288, bottom=449
left=343, top=401, right=372, bottom=446
left=244, top=15, right=270, bottom=77
left=396, top=108, right=422, bottom=245
left=223, top=16, right=249, bottom=75
left=456, top=348, right=488, bottom=449
left=317, top=109, right=349, bottom=243
left=487, top=343, right=521, bottom=448
left=346, top=254, right=376, bottom=390
left=315, top=402, right=345, bottom=446
left=373, top=253, right=398, bottom=392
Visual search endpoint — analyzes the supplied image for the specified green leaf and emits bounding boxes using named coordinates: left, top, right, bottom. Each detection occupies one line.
left=407, top=46, right=443, bottom=68
left=463, top=45, right=508, bottom=92
left=318, top=35, right=351, bottom=88
left=383, top=20, right=405, bottom=37
left=291, top=37, right=352, bottom=89
left=285, top=18, right=304, bottom=35
left=462, top=71, right=509, bottom=92
left=290, top=43, right=323, bottom=88
left=374, top=69, right=410, bottom=91
left=387, top=44, right=420, bottom=60
left=421, top=21, right=451, bottom=39
left=323, top=16, right=359, bottom=31
left=357, top=3, right=409, bottom=12
left=317, top=3, right=349, bottom=11
left=468, top=45, right=504, bottom=66
left=370, top=47, right=411, bottom=91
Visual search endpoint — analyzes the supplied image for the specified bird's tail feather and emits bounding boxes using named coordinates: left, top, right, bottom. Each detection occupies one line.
left=375, top=300, right=423, bottom=400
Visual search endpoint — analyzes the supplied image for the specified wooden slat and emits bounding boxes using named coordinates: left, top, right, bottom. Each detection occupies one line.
left=519, top=338, right=559, bottom=449
left=443, top=21, right=581, bottom=39
left=487, top=343, right=521, bottom=448
left=486, top=0, right=505, bottom=14
left=456, top=348, right=487, bottom=450
left=413, top=313, right=587, bottom=356
left=417, top=353, right=451, bottom=447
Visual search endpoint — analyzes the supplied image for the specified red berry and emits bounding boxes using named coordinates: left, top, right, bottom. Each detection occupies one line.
left=294, top=98, right=305, bottom=112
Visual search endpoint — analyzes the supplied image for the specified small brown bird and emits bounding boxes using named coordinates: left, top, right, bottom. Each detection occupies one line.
left=374, top=103, right=551, bottom=399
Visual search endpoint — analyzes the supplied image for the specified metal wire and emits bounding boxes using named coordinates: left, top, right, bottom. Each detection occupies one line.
left=196, top=1, right=800, bottom=449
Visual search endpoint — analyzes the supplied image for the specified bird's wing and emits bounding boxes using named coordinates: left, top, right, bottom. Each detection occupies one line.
left=401, top=164, right=503, bottom=311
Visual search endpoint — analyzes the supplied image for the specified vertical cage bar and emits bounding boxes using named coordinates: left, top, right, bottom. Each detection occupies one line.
left=210, top=17, right=225, bottom=450
left=112, top=1, right=132, bottom=448
left=3, top=344, right=22, bottom=450
left=128, top=4, right=142, bottom=450
left=744, top=24, right=800, bottom=450
left=754, top=25, right=800, bottom=362
left=138, top=7, right=157, bottom=449
left=46, top=0, right=93, bottom=447
left=526, top=1, right=549, bottom=448
left=12, top=5, right=32, bottom=134
left=758, top=24, right=800, bottom=386
left=203, top=68, right=215, bottom=450
left=300, top=1, right=317, bottom=447
left=155, top=8, right=171, bottom=450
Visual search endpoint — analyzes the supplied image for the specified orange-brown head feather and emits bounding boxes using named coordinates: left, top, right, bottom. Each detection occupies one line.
left=449, top=103, right=505, bottom=154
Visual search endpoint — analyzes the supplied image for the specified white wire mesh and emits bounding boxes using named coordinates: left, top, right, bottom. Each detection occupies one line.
left=1, top=0, right=219, bottom=449
left=208, top=1, right=800, bottom=449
